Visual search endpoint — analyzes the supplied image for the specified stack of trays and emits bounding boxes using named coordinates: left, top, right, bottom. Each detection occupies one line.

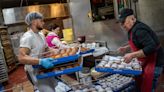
left=95, top=55, right=142, bottom=75
left=32, top=47, right=82, bottom=79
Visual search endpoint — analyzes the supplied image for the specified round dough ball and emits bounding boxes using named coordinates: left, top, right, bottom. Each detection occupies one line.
left=61, top=53, right=69, bottom=57
left=80, top=47, right=88, bottom=52
left=69, top=51, right=76, bottom=56
left=66, top=66, right=73, bottom=69
left=55, top=54, right=62, bottom=58
left=50, top=55, right=56, bottom=58
left=60, top=49, right=66, bottom=54
left=66, top=48, right=72, bottom=53
left=74, top=47, right=79, bottom=52
left=71, top=47, right=77, bottom=53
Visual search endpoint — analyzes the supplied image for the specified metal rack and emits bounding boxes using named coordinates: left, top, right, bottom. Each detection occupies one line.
left=0, top=26, right=17, bottom=73
left=0, top=27, right=8, bottom=82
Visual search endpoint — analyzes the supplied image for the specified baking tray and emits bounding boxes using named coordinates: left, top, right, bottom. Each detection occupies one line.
left=80, top=49, right=95, bottom=55
left=33, top=54, right=80, bottom=68
left=95, top=61, right=142, bottom=76
left=96, top=74, right=136, bottom=92
left=114, top=80, right=135, bottom=92
left=69, top=74, right=135, bottom=92
left=36, top=59, right=83, bottom=79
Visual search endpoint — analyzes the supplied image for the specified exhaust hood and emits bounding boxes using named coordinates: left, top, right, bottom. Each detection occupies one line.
left=2, top=3, right=69, bottom=25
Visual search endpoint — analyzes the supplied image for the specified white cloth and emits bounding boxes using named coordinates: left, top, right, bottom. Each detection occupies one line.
left=47, top=32, right=69, bottom=49
left=20, top=30, right=47, bottom=58
left=93, top=47, right=109, bottom=57
left=20, top=29, right=57, bottom=92
left=55, top=82, right=71, bottom=92
left=39, top=31, right=45, bottom=37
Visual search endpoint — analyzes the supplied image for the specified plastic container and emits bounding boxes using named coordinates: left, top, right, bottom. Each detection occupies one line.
left=62, top=28, right=74, bottom=43
left=79, top=67, right=92, bottom=85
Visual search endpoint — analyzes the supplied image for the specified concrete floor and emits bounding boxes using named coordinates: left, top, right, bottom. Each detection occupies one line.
left=3, top=65, right=33, bottom=92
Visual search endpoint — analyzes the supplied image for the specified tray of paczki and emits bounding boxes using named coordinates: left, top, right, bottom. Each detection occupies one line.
left=79, top=47, right=95, bottom=55
left=33, top=47, right=80, bottom=68
left=95, top=55, right=142, bottom=75
left=79, top=42, right=99, bottom=55
left=36, top=58, right=83, bottom=79
left=69, top=74, right=135, bottom=92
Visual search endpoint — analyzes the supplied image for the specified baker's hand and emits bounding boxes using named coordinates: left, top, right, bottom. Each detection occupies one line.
left=117, top=46, right=127, bottom=54
left=123, top=53, right=134, bottom=63
left=39, top=58, right=54, bottom=69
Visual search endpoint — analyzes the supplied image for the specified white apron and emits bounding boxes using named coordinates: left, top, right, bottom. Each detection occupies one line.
left=23, top=29, right=57, bottom=92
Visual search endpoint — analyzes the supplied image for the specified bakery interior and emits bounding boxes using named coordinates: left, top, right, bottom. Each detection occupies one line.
left=0, top=0, right=164, bottom=92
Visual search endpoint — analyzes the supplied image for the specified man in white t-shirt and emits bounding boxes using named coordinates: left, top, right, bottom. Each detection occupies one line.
left=18, top=12, right=57, bottom=92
